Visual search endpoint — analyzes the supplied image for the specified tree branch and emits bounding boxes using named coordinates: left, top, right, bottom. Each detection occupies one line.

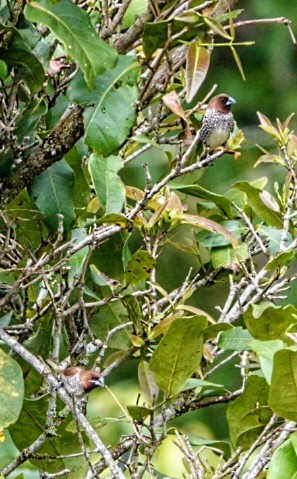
left=0, top=104, right=84, bottom=207
left=0, top=328, right=126, bottom=479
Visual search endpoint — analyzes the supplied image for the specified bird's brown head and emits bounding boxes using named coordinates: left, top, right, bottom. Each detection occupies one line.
left=81, top=369, right=105, bottom=392
left=208, top=94, right=236, bottom=113
left=61, top=366, right=104, bottom=395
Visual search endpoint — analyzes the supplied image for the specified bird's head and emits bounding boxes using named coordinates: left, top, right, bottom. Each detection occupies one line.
left=84, top=370, right=105, bottom=391
left=61, top=366, right=104, bottom=395
left=208, top=94, right=236, bottom=113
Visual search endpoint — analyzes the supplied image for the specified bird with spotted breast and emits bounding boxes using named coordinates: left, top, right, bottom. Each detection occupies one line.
left=199, top=93, right=236, bottom=155
left=60, top=366, right=104, bottom=398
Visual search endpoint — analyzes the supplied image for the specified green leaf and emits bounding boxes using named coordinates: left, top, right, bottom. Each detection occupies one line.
left=138, top=361, right=159, bottom=404
left=15, top=98, right=47, bottom=141
left=173, top=184, right=234, bottom=219
left=96, top=213, right=130, bottom=227
left=204, top=17, right=231, bottom=39
left=230, top=45, right=245, bottom=80
left=269, top=349, right=297, bottom=421
left=2, top=49, right=45, bottom=95
left=68, top=55, right=140, bottom=106
left=218, top=327, right=253, bottom=351
left=0, top=348, right=24, bottom=431
left=196, top=220, right=244, bottom=248
left=124, top=250, right=156, bottom=286
left=182, top=214, right=238, bottom=247
left=0, top=148, right=13, bottom=176
left=143, top=21, right=169, bottom=59
left=122, top=295, right=142, bottom=333
left=68, top=229, right=89, bottom=287
left=90, top=302, right=132, bottom=350
left=187, top=434, right=231, bottom=459
left=149, top=314, right=181, bottom=340
left=244, top=303, right=297, bottom=340
left=149, top=316, right=207, bottom=395
left=267, top=434, right=297, bottom=479
left=83, top=84, right=137, bottom=155
left=24, top=0, right=117, bottom=89
left=257, top=112, right=280, bottom=139
left=89, top=154, right=125, bottom=214
left=6, top=191, right=45, bottom=249
left=204, top=323, right=232, bottom=340
left=9, top=398, right=88, bottom=478
left=89, top=264, right=119, bottom=289
left=29, top=159, right=75, bottom=234
left=227, top=376, right=272, bottom=449
left=250, top=339, right=285, bottom=384
left=45, top=94, right=71, bottom=131
left=127, top=405, right=151, bottom=421
left=186, top=44, right=210, bottom=103
left=122, top=0, right=147, bottom=30
left=0, top=59, right=8, bottom=79
left=232, top=181, right=283, bottom=228
left=90, top=232, right=125, bottom=279
left=259, top=225, right=292, bottom=255
left=211, top=243, right=248, bottom=268
left=182, top=378, right=223, bottom=391
left=65, top=141, right=90, bottom=214
left=0, top=311, right=13, bottom=328
left=0, top=25, right=45, bottom=94
left=68, top=55, right=139, bottom=155
left=265, top=251, right=295, bottom=271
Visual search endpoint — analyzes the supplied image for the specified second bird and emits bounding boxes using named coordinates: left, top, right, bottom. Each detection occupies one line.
left=199, top=94, right=236, bottom=151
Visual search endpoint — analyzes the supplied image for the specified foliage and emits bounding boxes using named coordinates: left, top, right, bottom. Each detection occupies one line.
left=0, top=0, right=297, bottom=478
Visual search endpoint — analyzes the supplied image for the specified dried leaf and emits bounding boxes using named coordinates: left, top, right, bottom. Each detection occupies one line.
left=163, top=91, right=187, bottom=121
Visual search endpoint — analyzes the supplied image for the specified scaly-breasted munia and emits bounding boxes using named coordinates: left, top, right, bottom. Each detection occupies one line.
left=199, top=94, right=236, bottom=151
left=60, top=367, right=104, bottom=397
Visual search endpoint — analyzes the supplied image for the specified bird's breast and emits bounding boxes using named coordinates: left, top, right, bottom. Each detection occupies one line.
left=206, top=126, right=230, bottom=149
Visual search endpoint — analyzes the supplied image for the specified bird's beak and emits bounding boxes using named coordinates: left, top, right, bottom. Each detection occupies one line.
left=90, top=377, right=105, bottom=388
left=226, top=97, right=236, bottom=106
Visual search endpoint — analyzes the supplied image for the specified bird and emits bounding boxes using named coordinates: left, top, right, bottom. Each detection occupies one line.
left=59, top=366, right=104, bottom=397
left=199, top=93, right=236, bottom=152
left=47, top=56, right=70, bottom=76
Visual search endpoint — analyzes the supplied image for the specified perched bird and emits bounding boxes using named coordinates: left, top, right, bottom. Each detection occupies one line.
left=47, top=56, right=70, bottom=76
left=199, top=94, right=236, bottom=152
left=60, top=367, right=104, bottom=397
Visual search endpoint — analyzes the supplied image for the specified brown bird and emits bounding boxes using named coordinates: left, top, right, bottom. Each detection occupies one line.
left=199, top=94, right=236, bottom=151
left=60, top=367, right=104, bottom=397
left=48, top=56, right=70, bottom=76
